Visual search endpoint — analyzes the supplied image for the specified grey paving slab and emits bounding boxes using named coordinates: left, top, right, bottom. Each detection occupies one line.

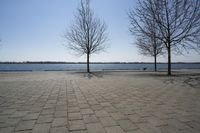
left=83, top=114, right=99, bottom=124
left=86, top=123, right=105, bottom=133
left=6, top=118, right=21, bottom=126
left=37, top=115, right=53, bottom=124
left=80, top=109, right=93, bottom=115
left=68, top=112, right=82, bottom=120
left=95, top=110, right=110, bottom=117
left=15, top=120, right=36, bottom=131
left=99, top=117, right=117, bottom=127
left=0, top=71, right=200, bottom=133
left=0, top=127, right=14, bottom=133
left=105, top=126, right=125, bottom=133
left=32, top=123, right=51, bottom=133
left=54, top=111, right=68, bottom=118
left=69, top=120, right=86, bottom=131
left=22, top=113, right=40, bottom=120
left=136, top=123, right=161, bottom=133
left=69, top=130, right=88, bottom=133
left=52, top=118, right=68, bottom=127
left=50, top=127, right=69, bottom=133
left=118, top=119, right=138, bottom=131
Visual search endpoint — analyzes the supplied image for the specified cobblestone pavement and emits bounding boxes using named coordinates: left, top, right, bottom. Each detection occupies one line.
left=0, top=71, right=200, bottom=133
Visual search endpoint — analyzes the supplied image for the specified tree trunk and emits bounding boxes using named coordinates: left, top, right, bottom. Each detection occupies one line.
left=154, top=54, right=157, bottom=72
left=167, top=44, right=171, bottom=76
left=87, top=53, right=90, bottom=73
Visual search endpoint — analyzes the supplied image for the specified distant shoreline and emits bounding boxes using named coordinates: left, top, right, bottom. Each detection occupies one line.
left=0, top=69, right=200, bottom=72
left=0, top=62, right=200, bottom=64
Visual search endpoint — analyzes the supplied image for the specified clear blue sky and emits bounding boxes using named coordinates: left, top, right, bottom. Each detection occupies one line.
left=0, top=0, right=199, bottom=62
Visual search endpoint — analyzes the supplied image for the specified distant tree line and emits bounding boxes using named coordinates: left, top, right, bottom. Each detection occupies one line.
left=4, top=61, right=200, bottom=64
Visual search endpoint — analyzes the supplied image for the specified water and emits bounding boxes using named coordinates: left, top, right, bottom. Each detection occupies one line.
left=0, top=63, right=200, bottom=71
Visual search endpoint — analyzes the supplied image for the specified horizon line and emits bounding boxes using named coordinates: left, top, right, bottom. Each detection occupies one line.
left=0, top=61, right=200, bottom=64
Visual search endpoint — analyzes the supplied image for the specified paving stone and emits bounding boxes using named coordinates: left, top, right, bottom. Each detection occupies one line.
left=105, top=126, right=125, bottom=133
left=68, top=102, right=78, bottom=107
left=135, top=111, right=151, bottom=117
left=15, top=120, right=35, bottom=131
left=69, top=112, right=82, bottom=120
left=91, top=105, right=103, bottom=111
left=159, top=125, right=180, bottom=133
left=86, top=123, right=105, bottom=133
left=153, top=112, right=170, bottom=119
left=55, top=111, right=68, bottom=117
left=32, top=123, right=51, bottom=133
left=179, top=128, right=200, bottom=133
left=1, top=72, right=200, bottom=133
left=95, top=110, right=110, bottom=117
left=68, top=107, right=80, bottom=113
left=10, top=111, right=28, bottom=118
left=88, top=100, right=99, bottom=105
left=44, top=104, right=56, bottom=109
left=118, top=119, right=138, bottom=131
left=6, top=118, right=21, bottom=126
left=120, top=109, right=135, bottom=115
left=186, top=121, right=200, bottom=131
left=1, top=109, right=16, bottom=115
left=22, top=113, right=40, bottom=120
left=128, top=114, right=147, bottom=123
left=30, top=107, right=43, bottom=113
left=50, top=127, right=69, bottom=133
left=137, top=123, right=161, bottom=133
left=14, top=130, right=32, bottom=133
left=0, top=127, right=14, bottom=133
left=47, top=100, right=57, bottom=104
left=56, top=105, right=68, bottom=111
left=41, top=109, right=55, bottom=115
left=176, top=115, right=193, bottom=122
left=100, top=117, right=117, bottom=127
left=0, top=122, right=9, bottom=128
left=0, top=115, right=8, bottom=122
left=69, top=130, right=88, bottom=133
left=37, top=115, right=53, bottom=123
left=126, top=129, right=145, bottom=133
left=69, top=120, right=86, bottom=131
left=100, top=102, right=111, bottom=107
left=110, top=112, right=127, bottom=120
left=81, top=109, right=94, bottom=115
left=167, top=119, right=190, bottom=130
left=52, top=117, right=68, bottom=127
left=79, top=104, right=90, bottom=109
left=83, top=114, right=99, bottom=124
left=147, top=116, right=167, bottom=126
left=104, top=107, right=118, bottom=113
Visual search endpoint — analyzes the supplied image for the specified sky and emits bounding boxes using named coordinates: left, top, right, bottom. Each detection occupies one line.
left=0, top=0, right=199, bottom=62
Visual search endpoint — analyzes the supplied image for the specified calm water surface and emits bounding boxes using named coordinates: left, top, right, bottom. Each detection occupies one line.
left=0, top=63, right=200, bottom=71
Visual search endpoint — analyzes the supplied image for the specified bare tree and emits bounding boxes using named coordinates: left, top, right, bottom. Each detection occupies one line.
left=129, top=0, right=200, bottom=75
left=135, top=34, right=163, bottom=72
left=65, top=0, right=108, bottom=73
left=129, top=8, right=163, bottom=71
